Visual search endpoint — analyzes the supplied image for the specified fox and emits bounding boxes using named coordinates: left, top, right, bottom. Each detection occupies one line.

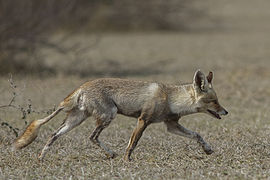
left=12, top=70, right=228, bottom=161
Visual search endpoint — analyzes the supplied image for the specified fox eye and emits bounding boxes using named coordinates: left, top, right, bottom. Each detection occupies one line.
left=202, top=99, right=211, bottom=103
left=203, top=99, right=217, bottom=104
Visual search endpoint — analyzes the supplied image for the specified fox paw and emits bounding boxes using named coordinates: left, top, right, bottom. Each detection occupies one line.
left=123, top=155, right=132, bottom=162
left=203, top=147, right=214, bottom=155
left=106, top=151, right=118, bottom=159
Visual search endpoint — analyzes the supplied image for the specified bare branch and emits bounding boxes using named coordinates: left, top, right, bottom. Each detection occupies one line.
left=0, top=75, right=56, bottom=137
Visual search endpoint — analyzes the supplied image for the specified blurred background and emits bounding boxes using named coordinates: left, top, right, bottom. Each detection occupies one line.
left=1, top=0, right=269, bottom=78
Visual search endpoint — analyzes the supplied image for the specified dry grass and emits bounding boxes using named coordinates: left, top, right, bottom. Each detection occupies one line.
left=1, top=0, right=270, bottom=179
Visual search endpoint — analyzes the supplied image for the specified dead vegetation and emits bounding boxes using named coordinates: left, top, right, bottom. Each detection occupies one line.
left=1, top=29, right=270, bottom=178
left=0, top=0, right=205, bottom=77
left=0, top=75, right=56, bottom=138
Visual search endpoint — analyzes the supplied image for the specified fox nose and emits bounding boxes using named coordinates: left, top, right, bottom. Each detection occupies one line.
left=219, top=109, right=228, bottom=115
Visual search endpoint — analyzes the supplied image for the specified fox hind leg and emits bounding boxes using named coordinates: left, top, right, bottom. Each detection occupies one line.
left=90, top=119, right=117, bottom=158
left=90, top=106, right=118, bottom=158
left=38, top=109, right=89, bottom=161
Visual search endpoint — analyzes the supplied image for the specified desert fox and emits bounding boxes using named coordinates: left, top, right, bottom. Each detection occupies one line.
left=13, top=70, right=228, bottom=161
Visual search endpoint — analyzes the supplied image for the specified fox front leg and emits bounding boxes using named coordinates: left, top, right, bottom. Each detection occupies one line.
left=124, top=117, right=149, bottom=161
left=165, top=120, right=213, bottom=155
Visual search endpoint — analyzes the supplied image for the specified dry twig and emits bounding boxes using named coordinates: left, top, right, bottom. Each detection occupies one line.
left=0, top=75, right=55, bottom=137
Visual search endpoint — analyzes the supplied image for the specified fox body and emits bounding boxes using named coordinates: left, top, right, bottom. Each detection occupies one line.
left=13, top=70, right=228, bottom=161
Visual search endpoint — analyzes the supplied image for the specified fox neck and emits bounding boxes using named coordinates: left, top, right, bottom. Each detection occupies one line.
left=168, top=84, right=198, bottom=116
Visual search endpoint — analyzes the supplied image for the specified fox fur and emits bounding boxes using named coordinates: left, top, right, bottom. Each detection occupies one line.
left=13, top=70, right=228, bottom=161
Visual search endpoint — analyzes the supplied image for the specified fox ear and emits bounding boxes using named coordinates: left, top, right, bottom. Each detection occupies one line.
left=193, top=69, right=208, bottom=92
left=207, top=71, right=213, bottom=83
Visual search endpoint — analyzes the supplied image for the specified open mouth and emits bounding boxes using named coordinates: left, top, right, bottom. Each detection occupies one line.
left=207, top=109, right=221, bottom=119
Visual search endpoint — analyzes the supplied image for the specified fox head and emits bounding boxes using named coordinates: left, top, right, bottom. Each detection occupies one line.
left=193, top=70, right=228, bottom=119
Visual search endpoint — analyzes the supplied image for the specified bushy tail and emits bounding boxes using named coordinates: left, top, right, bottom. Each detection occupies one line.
left=12, top=106, right=64, bottom=150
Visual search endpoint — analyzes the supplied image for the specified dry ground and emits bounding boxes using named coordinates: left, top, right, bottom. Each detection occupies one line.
left=1, top=0, right=270, bottom=179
